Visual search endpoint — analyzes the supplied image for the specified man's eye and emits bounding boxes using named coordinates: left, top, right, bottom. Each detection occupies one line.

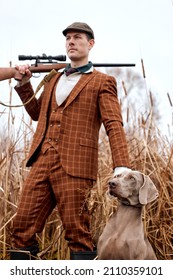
left=130, top=176, right=135, bottom=181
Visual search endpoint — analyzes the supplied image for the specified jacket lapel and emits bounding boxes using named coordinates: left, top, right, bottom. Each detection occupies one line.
left=64, top=69, right=98, bottom=109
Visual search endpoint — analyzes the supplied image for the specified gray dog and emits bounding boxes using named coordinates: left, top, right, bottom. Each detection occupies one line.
left=97, top=170, right=159, bottom=260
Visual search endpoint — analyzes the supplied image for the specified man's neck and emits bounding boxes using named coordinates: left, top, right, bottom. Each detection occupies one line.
left=71, top=59, right=88, bottom=68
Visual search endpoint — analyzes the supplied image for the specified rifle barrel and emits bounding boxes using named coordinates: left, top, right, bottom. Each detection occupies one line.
left=93, top=63, right=135, bottom=67
left=29, top=62, right=135, bottom=75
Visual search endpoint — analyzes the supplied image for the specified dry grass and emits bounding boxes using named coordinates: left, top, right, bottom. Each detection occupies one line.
left=0, top=69, right=173, bottom=260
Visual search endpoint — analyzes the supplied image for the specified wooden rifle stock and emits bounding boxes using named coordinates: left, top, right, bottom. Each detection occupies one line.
left=0, top=62, right=135, bottom=82
left=0, top=64, right=66, bottom=82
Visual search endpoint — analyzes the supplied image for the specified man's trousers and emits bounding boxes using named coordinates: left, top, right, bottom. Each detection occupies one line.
left=12, top=147, right=94, bottom=252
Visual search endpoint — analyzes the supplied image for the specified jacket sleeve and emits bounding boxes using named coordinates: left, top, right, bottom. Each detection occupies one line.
left=15, top=81, right=42, bottom=121
left=98, top=74, right=131, bottom=169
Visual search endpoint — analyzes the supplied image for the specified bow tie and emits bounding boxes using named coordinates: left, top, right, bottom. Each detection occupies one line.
left=65, top=68, right=78, bottom=76
left=64, top=62, right=93, bottom=76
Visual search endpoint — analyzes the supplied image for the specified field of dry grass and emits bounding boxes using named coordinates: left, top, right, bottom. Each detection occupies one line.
left=0, top=68, right=172, bottom=260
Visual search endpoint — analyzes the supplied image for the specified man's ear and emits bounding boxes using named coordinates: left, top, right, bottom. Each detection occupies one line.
left=89, top=39, right=95, bottom=50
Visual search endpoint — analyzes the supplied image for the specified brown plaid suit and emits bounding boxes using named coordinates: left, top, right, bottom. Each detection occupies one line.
left=12, top=69, right=130, bottom=253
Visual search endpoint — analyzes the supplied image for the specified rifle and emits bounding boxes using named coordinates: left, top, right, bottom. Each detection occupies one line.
left=0, top=54, right=135, bottom=82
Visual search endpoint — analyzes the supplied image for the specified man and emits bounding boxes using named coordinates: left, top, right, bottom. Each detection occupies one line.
left=10, top=22, right=131, bottom=260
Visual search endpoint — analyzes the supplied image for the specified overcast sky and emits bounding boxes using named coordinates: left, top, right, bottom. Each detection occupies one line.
left=0, top=0, right=173, bottom=137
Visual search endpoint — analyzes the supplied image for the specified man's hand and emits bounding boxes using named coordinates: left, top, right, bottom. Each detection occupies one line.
left=15, top=64, right=32, bottom=86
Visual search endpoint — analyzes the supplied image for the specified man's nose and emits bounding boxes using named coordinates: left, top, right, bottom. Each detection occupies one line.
left=69, top=38, right=75, bottom=44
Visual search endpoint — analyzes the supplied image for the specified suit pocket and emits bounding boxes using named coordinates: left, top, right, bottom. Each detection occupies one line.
left=79, top=138, right=98, bottom=149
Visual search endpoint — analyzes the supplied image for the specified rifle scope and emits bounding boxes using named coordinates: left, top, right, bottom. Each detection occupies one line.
left=18, top=54, right=66, bottom=61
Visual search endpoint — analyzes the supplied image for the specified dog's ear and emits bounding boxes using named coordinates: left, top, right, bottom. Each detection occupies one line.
left=139, top=174, right=159, bottom=205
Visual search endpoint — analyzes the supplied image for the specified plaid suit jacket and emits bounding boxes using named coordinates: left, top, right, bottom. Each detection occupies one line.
left=15, top=69, right=130, bottom=180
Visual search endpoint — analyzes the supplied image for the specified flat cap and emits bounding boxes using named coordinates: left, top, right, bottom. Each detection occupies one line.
left=62, top=22, right=94, bottom=39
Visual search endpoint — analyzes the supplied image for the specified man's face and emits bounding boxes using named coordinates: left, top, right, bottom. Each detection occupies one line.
left=65, top=31, right=94, bottom=62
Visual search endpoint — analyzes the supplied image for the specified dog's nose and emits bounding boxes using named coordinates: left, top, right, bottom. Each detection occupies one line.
left=109, top=181, right=117, bottom=188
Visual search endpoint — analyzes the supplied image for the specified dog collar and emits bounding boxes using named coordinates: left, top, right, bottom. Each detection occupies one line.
left=119, top=199, right=143, bottom=208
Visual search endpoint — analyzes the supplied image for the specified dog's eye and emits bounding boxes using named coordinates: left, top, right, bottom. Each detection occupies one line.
left=129, top=176, right=135, bottom=181
left=114, top=173, right=121, bottom=178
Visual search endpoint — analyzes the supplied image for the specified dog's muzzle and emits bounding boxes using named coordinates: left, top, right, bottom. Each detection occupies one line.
left=108, top=180, right=118, bottom=196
